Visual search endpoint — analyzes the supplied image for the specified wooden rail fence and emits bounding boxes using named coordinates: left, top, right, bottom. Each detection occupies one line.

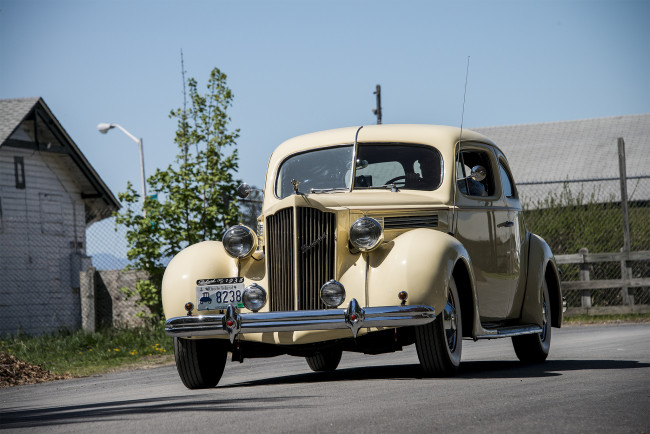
left=555, top=248, right=650, bottom=314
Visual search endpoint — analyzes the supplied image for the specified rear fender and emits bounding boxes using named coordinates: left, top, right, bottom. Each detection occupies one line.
left=522, top=234, right=563, bottom=328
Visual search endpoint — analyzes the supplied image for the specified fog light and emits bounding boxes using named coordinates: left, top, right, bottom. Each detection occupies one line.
left=185, top=302, right=194, bottom=312
left=349, top=217, right=383, bottom=252
left=320, top=280, right=346, bottom=307
left=242, top=283, right=267, bottom=312
left=223, top=225, right=257, bottom=259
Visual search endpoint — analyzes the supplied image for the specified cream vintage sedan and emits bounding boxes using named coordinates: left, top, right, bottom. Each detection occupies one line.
left=163, top=124, right=563, bottom=389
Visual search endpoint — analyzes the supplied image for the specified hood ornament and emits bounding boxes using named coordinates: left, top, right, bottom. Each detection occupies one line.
left=290, top=179, right=301, bottom=194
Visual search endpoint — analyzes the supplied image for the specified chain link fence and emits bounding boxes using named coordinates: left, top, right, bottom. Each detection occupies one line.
left=4, top=161, right=645, bottom=337
left=520, top=176, right=650, bottom=310
left=86, top=175, right=649, bottom=320
left=79, top=194, right=264, bottom=331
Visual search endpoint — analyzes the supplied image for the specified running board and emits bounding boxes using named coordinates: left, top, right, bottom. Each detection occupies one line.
left=475, top=324, right=543, bottom=340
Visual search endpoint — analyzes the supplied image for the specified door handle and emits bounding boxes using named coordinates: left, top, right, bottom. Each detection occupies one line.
left=498, top=221, right=514, bottom=228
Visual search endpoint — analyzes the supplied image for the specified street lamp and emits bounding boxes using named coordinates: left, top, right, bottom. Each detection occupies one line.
left=97, top=123, right=147, bottom=204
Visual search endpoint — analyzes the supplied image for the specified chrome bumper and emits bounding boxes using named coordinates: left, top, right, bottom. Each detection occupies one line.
left=165, top=298, right=436, bottom=342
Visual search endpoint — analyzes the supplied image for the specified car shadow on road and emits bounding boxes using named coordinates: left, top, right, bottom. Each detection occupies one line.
left=0, top=395, right=315, bottom=429
left=220, top=358, right=650, bottom=388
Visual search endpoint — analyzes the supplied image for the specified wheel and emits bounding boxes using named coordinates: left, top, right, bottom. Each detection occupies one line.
left=174, top=337, right=228, bottom=389
left=415, top=276, right=462, bottom=376
left=305, top=349, right=342, bottom=372
left=512, top=280, right=552, bottom=363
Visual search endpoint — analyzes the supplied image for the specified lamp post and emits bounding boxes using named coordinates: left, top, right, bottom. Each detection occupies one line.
left=97, top=123, right=147, bottom=204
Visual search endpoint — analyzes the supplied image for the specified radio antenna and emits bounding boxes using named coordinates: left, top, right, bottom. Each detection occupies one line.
left=453, top=56, right=471, bottom=235
left=459, top=56, right=470, bottom=138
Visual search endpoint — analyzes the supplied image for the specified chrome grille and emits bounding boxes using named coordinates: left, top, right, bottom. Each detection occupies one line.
left=297, top=207, right=335, bottom=310
left=267, top=208, right=295, bottom=311
left=266, top=207, right=336, bottom=311
left=384, top=214, right=438, bottom=229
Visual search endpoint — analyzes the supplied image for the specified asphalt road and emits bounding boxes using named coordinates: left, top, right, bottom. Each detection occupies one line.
left=1, top=324, right=649, bottom=433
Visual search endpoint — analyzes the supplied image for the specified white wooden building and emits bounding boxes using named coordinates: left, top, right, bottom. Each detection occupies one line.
left=0, top=97, right=119, bottom=336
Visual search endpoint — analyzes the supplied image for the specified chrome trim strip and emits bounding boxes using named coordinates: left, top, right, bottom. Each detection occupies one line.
left=475, top=324, right=543, bottom=340
left=349, top=126, right=364, bottom=193
left=165, top=297, right=435, bottom=341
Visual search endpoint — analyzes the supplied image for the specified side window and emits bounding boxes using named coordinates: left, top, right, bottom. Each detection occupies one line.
left=498, top=162, right=517, bottom=198
left=456, top=149, right=495, bottom=197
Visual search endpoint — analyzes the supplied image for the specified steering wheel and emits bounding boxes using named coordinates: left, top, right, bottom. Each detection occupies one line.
left=384, top=175, right=407, bottom=186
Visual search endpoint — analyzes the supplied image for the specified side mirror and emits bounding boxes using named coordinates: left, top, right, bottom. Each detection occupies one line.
left=237, top=183, right=252, bottom=199
left=470, top=165, right=487, bottom=182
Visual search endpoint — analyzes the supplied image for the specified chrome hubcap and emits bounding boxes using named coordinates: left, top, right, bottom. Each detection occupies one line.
left=540, top=293, right=549, bottom=342
left=442, top=292, right=458, bottom=352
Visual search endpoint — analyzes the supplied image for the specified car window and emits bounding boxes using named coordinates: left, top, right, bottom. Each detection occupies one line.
left=276, top=143, right=443, bottom=198
left=354, top=144, right=442, bottom=190
left=356, top=161, right=403, bottom=186
left=276, top=146, right=353, bottom=198
left=456, top=149, right=495, bottom=197
left=498, top=162, right=517, bottom=198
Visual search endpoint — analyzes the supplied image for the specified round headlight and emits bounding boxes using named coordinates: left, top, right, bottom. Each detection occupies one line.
left=223, top=225, right=257, bottom=259
left=349, top=217, right=383, bottom=252
left=320, top=280, right=346, bottom=308
left=242, top=284, right=267, bottom=312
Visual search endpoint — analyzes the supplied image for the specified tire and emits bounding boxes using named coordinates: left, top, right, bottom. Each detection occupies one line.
left=174, top=337, right=228, bottom=389
left=305, top=349, right=342, bottom=372
left=512, top=280, right=552, bottom=363
left=415, top=276, right=462, bottom=376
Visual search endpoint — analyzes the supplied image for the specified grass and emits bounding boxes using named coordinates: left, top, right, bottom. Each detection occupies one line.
left=0, top=325, right=174, bottom=377
left=563, top=312, right=650, bottom=325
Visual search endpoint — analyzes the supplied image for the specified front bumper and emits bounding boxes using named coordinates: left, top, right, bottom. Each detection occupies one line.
left=164, top=298, right=436, bottom=343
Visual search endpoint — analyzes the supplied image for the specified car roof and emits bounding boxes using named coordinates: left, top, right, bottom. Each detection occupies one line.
left=268, top=124, right=495, bottom=165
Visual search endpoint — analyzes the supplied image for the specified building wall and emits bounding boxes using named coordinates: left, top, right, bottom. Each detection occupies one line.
left=0, top=146, right=88, bottom=336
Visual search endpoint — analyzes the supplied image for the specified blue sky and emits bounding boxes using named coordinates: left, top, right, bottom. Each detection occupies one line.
left=1, top=0, right=649, bottom=197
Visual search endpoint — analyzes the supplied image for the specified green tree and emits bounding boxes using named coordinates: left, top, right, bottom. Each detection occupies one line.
left=116, top=67, right=240, bottom=322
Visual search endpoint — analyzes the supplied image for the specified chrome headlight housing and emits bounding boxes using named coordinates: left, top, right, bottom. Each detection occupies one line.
left=223, top=225, right=258, bottom=259
left=242, top=283, right=267, bottom=312
left=320, top=280, right=346, bottom=308
left=349, top=217, right=383, bottom=252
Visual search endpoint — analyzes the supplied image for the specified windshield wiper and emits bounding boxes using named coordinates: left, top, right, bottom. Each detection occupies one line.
left=360, top=184, right=400, bottom=192
left=310, top=187, right=348, bottom=194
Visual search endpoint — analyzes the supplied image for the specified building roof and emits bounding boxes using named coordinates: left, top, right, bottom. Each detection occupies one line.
left=0, top=97, right=120, bottom=224
left=472, top=114, right=650, bottom=206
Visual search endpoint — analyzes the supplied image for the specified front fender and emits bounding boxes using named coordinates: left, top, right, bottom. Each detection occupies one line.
left=364, top=228, right=472, bottom=316
left=162, top=241, right=239, bottom=319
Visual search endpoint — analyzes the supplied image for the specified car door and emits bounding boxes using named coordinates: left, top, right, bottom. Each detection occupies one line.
left=454, top=143, right=510, bottom=321
left=494, top=152, right=529, bottom=318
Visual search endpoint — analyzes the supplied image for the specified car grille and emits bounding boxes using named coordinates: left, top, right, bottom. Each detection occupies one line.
left=266, top=207, right=336, bottom=311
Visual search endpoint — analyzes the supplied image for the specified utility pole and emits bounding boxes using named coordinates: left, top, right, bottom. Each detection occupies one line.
left=372, top=84, right=382, bottom=124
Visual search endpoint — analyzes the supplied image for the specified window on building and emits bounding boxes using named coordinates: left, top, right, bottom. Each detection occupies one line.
left=14, top=156, right=25, bottom=189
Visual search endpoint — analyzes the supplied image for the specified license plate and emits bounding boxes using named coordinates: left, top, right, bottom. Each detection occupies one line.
left=196, top=277, right=245, bottom=310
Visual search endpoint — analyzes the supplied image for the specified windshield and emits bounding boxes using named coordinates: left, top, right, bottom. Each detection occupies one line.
left=275, top=143, right=443, bottom=199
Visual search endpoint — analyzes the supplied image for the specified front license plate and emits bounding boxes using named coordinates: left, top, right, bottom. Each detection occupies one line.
left=196, top=277, right=245, bottom=311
